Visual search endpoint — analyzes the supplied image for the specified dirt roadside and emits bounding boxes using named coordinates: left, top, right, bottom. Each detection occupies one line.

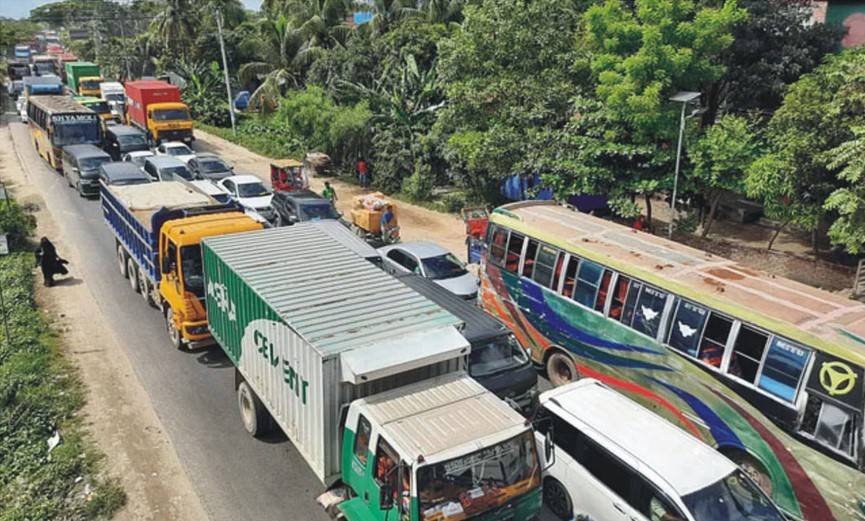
left=1, top=121, right=207, bottom=521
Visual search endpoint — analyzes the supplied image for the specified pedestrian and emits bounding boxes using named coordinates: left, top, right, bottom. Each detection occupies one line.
left=322, top=181, right=337, bottom=204
left=380, top=205, right=397, bottom=242
left=633, top=215, right=647, bottom=231
left=34, top=237, right=68, bottom=287
left=357, top=159, right=369, bottom=188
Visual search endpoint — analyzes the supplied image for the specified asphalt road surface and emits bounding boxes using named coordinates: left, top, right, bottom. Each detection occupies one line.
left=5, top=107, right=557, bottom=521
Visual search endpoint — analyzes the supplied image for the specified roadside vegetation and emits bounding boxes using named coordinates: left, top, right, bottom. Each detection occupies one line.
left=0, top=198, right=125, bottom=520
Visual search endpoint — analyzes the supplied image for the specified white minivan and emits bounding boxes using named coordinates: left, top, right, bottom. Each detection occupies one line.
left=536, top=379, right=787, bottom=521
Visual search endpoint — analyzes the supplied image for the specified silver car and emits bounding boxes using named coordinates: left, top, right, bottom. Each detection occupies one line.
left=378, top=241, right=479, bottom=299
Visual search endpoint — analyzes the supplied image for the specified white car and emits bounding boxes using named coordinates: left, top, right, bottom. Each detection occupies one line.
left=218, top=175, right=275, bottom=221
left=154, top=141, right=196, bottom=164
left=378, top=241, right=480, bottom=299
left=122, top=150, right=156, bottom=170
left=183, top=179, right=232, bottom=204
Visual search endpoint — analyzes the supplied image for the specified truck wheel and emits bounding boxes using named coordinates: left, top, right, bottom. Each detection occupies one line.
left=138, top=267, right=155, bottom=307
left=546, top=351, right=578, bottom=387
left=165, top=308, right=184, bottom=349
left=238, top=381, right=272, bottom=438
left=543, top=478, right=573, bottom=520
left=127, top=258, right=140, bottom=293
left=117, top=244, right=128, bottom=279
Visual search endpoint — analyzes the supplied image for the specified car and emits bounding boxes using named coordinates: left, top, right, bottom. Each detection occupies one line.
left=142, top=156, right=194, bottom=182
left=99, top=162, right=151, bottom=186
left=378, top=241, right=480, bottom=299
left=187, top=153, right=234, bottom=181
left=183, top=179, right=232, bottom=204
left=271, top=189, right=341, bottom=227
left=122, top=150, right=156, bottom=169
left=154, top=141, right=196, bottom=164
left=218, top=175, right=275, bottom=221
left=535, top=379, right=787, bottom=521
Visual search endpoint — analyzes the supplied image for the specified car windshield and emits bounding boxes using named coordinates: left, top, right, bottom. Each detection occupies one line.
left=154, top=109, right=190, bottom=121
left=80, top=156, right=111, bottom=171
left=165, top=145, right=192, bottom=156
left=469, top=335, right=529, bottom=377
left=421, top=253, right=468, bottom=280
left=417, top=431, right=539, bottom=520
left=683, top=470, right=786, bottom=521
left=162, top=166, right=192, bottom=181
left=200, top=159, right=229, bottom=173
left=118, top=135, right=147, bottom=148
left=299, top=202, right=339, bottom=221
left=180, top=246, right=204, bottom=298
left=238, top=182, right=270, bottom=198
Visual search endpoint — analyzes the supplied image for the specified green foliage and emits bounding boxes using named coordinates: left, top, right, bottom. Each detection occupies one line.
left=180, top=60, right=233, bottom=127
left=0, top=200, right=36, bottom=252
left=824, top=127, right=865, bottom=254
left=0, top=19, right=43, bottom=62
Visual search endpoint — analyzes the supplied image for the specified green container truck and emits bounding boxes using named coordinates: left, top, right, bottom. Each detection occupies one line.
left=64, top=61, right=102, bottom=96
left=202, top=223, right=544, bottom=521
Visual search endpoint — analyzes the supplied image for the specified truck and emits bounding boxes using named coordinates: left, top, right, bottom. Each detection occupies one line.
left=201, top=224, right=544, bottom=521
left=124, top=80, right=193, bottom=145
left=100, top=81, right=126, bottom=121
left=64, top=61, right=102, bottom=96
left=31, top=54, right=56, bottom=76
left=23, top=76, right=64, bottom=102
left=14, top=44, right=31, bottom=60
left=101, top=182, right=263, bottom=348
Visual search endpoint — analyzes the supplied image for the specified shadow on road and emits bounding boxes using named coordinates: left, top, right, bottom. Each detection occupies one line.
left=195, top=348, right=234, bottom=368
left=54, top=276, right=83, bottom=286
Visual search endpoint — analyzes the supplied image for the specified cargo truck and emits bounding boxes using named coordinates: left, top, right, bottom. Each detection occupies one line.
left=124, top=80, right=193, bottom=145
left=64, top=61, right=102, bottom=96
left=22, top=76, right=63, bottom=101
left=100, top=81, right=126, bottom=121
left=201, top=225, right=545, bottom=521
left=102, top=182, right=262, bottom=348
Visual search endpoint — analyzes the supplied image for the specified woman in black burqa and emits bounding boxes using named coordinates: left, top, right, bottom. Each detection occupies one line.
left=34, top=237, right=68, bottom=286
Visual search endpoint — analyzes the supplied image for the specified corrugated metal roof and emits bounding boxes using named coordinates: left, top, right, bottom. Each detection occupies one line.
left=203, top=226, right=463, bottom=357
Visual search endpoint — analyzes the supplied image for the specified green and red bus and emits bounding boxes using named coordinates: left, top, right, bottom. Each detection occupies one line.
left=479, top=200, right=865, bottom=521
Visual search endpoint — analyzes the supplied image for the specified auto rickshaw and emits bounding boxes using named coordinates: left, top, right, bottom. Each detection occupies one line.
left=462, top=206, right=489, bottom=263
left=269, top=159, right=309, bottom=193
left=349, top=192, right=400, bottom=245
left=304, top=152, right=333, bottom=178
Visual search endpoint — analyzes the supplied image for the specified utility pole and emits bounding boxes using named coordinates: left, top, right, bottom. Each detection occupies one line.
left=215, top=10, right=237, bottom=136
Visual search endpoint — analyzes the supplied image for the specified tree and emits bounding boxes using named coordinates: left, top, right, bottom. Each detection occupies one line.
left=689, top=114, right=761, bottom=237
left=149, top=0, right=197, bottom=66
left=823, top=127, right=865, bottom=254
left=238, top=15, right=305, bottom=111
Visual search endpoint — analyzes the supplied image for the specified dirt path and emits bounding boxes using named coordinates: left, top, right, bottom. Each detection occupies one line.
left=193, top=130, right=470, bottom=261
left=1, top=121, right=207, bottom=521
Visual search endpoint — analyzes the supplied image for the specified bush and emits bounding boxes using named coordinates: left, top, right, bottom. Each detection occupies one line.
left=0, top=199, right=36, bottom=251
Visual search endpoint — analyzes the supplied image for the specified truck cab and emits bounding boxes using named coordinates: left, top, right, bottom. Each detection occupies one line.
left=79, top=76, right=103, bottom=97
left=147, top=103, right=193, bottom=145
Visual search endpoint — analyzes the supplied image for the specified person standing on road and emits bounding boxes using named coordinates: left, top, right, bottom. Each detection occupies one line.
left=34, top=237, right=68, bottom=287
left=357, top=159, right=369, bottom=188
left=322, top=181, right=337, bottom=204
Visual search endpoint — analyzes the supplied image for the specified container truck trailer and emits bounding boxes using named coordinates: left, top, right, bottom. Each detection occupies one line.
left=124, top=80, right=193, bottom=145
left=201, top=224, right=545, bottom=521
left=101, top=182, right=262, bottom=348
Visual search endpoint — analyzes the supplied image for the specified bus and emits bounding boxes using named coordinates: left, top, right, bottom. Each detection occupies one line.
left=28, top=96, right=102, bottom=170
left=479, top=201, right=865, bottom=521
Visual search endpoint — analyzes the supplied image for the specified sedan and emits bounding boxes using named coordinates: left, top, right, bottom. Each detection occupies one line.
left=188, top=153, right=234, bottom=181
left=154, top=141, right=196, bottom=164
left=122, top=150, right=156, bottom=170
left=378, top=241, right=479, bottom=299
left=218, top=175, right=275, bottom=221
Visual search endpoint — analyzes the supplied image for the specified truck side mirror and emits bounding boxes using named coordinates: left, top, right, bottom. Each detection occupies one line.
left=378, top=483, right=393, bottom=511
left=161, top=256, right=172, bottom=275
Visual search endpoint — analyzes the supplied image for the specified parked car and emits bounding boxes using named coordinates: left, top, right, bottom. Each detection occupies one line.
left=218, top=175, right=275, bottom=221
left=183, top=179, right=232, bottom=203
left=187, top=153, right=234, bottom=181
left=536, top=379, right=787, bottom=521
left=154, top=141, right=195, bottom=164
left=103, top=125, right=148, bottom=160
left=271, top=189, right=340, bottom=226
left=99, top=162, right=151, bottom=186
left=122, top=150, right=155, bottom=169
left=378, top=241, right=480, bottom=299
left=142, top=156, right=193, bottom=182
left=62, top=144, right=112, bottom=196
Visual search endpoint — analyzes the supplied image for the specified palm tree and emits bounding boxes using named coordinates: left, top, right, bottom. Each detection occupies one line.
left=149, top=0, right=196, bottom=63
left=238, top=15, right=305, bottom=111
left=285, top=0, right=352, bottom=63
left=366, top=0, right=420, bottom=34
left=420, top=0, right=464, bottom=24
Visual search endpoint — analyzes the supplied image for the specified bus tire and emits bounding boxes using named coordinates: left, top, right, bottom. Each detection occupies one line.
left=720, top=448, right=774, bottom=497
left=238, top=381, right=272, bottom=438
left=165, top=308, right=184, bottom=350
left=127, top=257, right=140, bottom=293
left=543, top=477, right=572, bottom=520
left=546, top=350, right=579, bottom=387
left=117, top=244, right=128, bottom=279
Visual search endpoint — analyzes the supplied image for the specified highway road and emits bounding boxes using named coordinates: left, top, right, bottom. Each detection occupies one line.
left=5, top=108, right=556, bottom=521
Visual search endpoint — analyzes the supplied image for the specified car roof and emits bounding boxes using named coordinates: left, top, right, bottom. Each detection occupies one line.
left=194, top=153, right=222, bottom=161
left=126, top=150, right=154, bottom=157
left=101, top=162, right=148, bottom=178
left=230, top=174, right=264, bottom=184
left=162, top=141, right=190, bottom=148
left=146, top=156, right=186, bottom=167
left=380, top=241, right=449, bottom=259
left=541, top=379, right=736, bottom=496
left=186, top=180, right=227, bottom=195
left=107, top=125, right=142, bottom=137
left=64, top=144, right=110, bottom=158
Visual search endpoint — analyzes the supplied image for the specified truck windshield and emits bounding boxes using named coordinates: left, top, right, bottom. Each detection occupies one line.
left=469, top=335, right=529, bottom=377
left=81, top=80, right=101, bottom=90
left=84, top=101, right=110, bottom=114
left=154, top=109, right=191, bottom=122
left=51, top=115, right=101, bottom=146
left=682, top=469, right=786, bottom=521
left=104, top=93, right=124, bottom=103
left=417, top=430, right=539, bottom=520
left=180, top=246, right=204, bottom=298
left=118, top=135, right=147, bottom=148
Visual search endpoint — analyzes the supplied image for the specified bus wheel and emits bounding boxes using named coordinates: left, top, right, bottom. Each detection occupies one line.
left=238, top=381, right=272, bottom=438
left=546, top=351, right=578, bottom=387
left=721, top=449, right=774, bottom=497
left=543, top=477, right=572, bottom=520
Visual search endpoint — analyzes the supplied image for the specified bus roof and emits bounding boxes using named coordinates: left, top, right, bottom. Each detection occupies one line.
left=492, top=201, right=865, bottom=366
left=30, top=95, right=98, bottom=115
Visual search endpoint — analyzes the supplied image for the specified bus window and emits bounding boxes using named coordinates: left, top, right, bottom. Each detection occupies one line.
left=488, top=226, right=507, bottom=266
left=561, top=256, right=580, bottom=298
left=667, top=300, right=708, bottom=357
left=532, top=244, right=559, bottom=289
left=727, top=325, right=769, bottom=384
left=631, top=286, right=668, bottom=338
left=698, top=313, right=732, bottom=367
left=594, top=271, right=613, bottom=313
left=522, top=239, right=539, bottom=278
left=608, top=276, right=630, bottom=320
left=757, top=338, right=811, bottom=402
left=620, top=280, right=643, bottom=326
left=504, top=233, right=525, bottom=273
left=800, top=395, right=858, bottom=458
left=574, top=260, right=603, bottom=309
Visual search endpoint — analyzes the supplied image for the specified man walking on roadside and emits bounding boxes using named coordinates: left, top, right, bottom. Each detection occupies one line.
left=322, top=181, right=337, bottom=204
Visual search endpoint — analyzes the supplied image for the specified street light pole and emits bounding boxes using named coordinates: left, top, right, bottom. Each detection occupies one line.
left=667, top=91, right=701, bottom=240
left=215, top=10, right=237, bottom=136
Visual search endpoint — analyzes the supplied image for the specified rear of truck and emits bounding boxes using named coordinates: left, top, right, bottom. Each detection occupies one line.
left=125, top=81, right=194, bottom=145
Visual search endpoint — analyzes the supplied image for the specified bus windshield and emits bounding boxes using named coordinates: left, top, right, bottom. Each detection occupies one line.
left=683, top=470, right=786, bottom=521
left=154, top=109, right=191, bottom=122
left=51, top=115, right=101, bottom=146
left=417, top=431, right=538, bottom=520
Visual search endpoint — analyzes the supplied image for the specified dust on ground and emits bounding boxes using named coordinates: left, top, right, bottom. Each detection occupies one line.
left=1, top=119, right=207, bottom=521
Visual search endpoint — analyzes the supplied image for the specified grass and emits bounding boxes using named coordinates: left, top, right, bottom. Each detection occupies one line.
left=0, top=200, right=125, bottom=520
left=196, top=119, right=305, bottom=161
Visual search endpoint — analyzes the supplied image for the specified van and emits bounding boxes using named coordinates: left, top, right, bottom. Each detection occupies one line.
left=535, top=379, right=787, bottom=521
left=142, top=156, right=193, bottom=182
left=396, top=272, right=538, bottom=411
left=99, top=162, right=151, bottom=187
left=104, top=125, right=148, bottom=160
left=62, top=144, right=112, bottom=197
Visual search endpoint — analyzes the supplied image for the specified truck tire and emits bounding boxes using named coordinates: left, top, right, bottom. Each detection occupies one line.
left=117, top=244, right=128, bottom=279
left=138, top=267, right=155, bottom=307
left=165, top=308, right=184, bottom=350
left=127, top=257, right=140, bottom=293
left=238, top=381, right=272, bottom=438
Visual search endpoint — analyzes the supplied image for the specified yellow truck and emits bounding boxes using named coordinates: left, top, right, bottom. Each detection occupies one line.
left=125, top=80, right=194, bottom=145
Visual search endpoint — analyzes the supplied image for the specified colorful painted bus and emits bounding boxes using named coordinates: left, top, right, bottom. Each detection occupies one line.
left=28, top=96, right=102, bottom=170
left=479, top=200, right=865, bottom=521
